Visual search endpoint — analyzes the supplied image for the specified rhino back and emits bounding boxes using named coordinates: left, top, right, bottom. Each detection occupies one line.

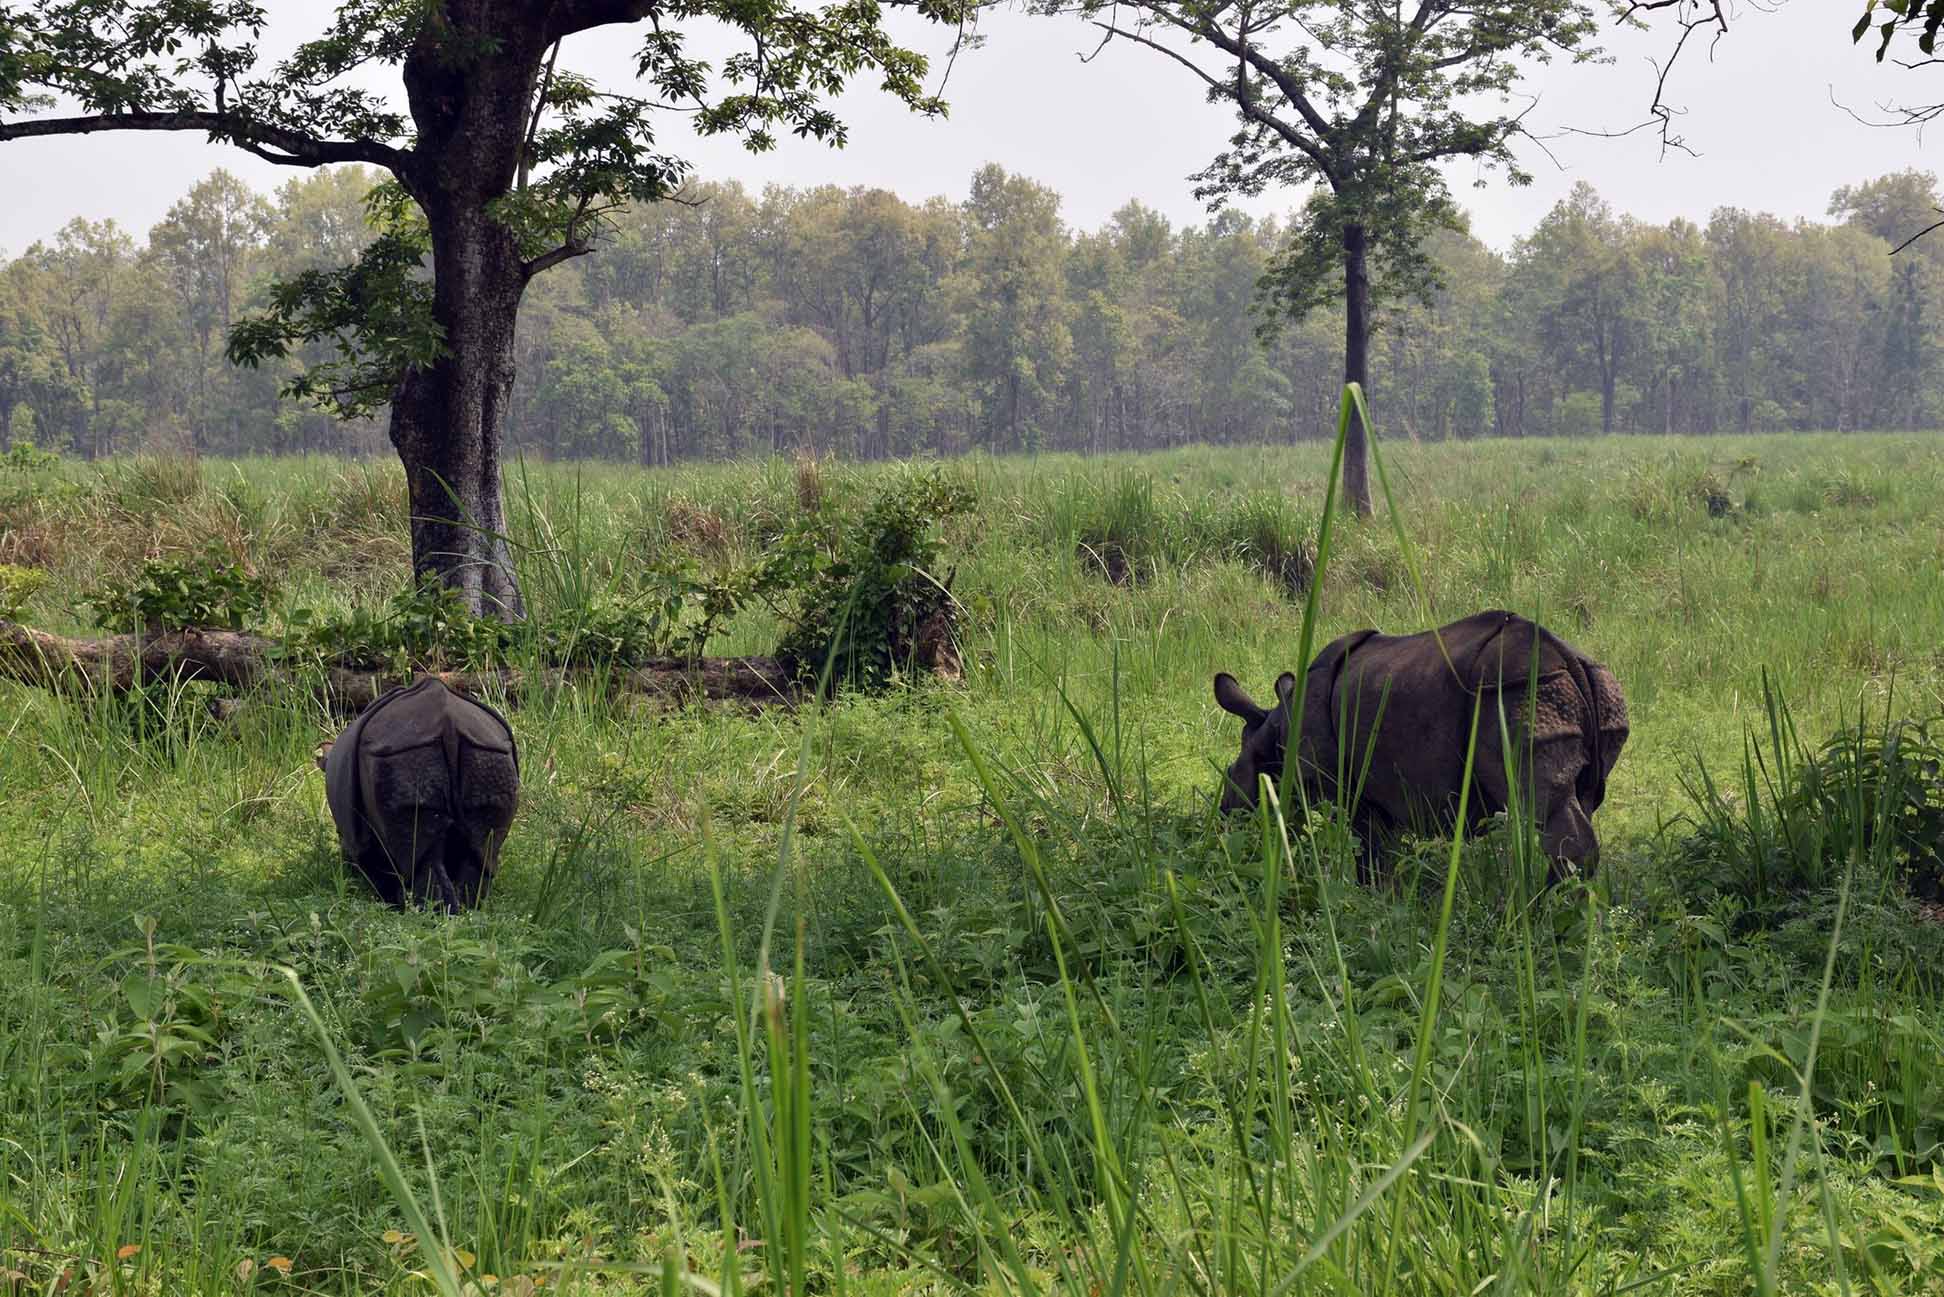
left=1329, top=629, right=1477, bottom=816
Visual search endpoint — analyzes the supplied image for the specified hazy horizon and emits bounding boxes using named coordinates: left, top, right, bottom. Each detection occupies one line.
left=3, top=1, right=1939, bottom=257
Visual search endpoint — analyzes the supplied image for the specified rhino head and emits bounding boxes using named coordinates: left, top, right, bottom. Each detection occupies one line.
left=1213, top=670, right=1298, bottom=814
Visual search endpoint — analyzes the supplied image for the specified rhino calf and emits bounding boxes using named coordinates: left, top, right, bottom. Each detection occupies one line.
left=1215, top=609, right=1629, bottom=884
left=324, top=676, right=520, bottom=913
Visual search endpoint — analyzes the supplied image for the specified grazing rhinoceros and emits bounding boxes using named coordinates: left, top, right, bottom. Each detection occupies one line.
left=1214, top=610, right=1628, bottom=883
left=323, top=676, right=520, bottom=913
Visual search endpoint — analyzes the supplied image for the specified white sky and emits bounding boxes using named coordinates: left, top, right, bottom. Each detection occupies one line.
left=3, top=1, right=1938, bottom=257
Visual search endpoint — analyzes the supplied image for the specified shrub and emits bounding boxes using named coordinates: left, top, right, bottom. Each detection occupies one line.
left=287, top=581, right=516, bottom=670
left=0, top=443, right=61, bottom=473
left=774, top=469, right=974, bottom=690
left=0, top=563, right=49, bottom=619
left=1667, top=676, right=1944, bottom=920
left=82, top=550, right=270, bottom=633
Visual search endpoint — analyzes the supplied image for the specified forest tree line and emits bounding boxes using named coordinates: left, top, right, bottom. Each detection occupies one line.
left=2, top=163, right=1940, bottom=463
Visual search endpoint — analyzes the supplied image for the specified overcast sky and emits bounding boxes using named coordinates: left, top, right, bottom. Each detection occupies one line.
left=3, top=1, right=1938, bottom=258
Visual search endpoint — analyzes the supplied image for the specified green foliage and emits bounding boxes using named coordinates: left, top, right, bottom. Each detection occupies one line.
left=1048, top=0, right=1600, bottom=347
left=226, top=189, right=442, bottom=421
left=82, top=915, right=249, bottom=1120
left=0, top=562, right=47, bottom=618
left=1, top=0, right=966, bottom=459
left=1669, top=677, right=1944, bottom=918
left=286, top=580, right=517, bottom=671
left=0, top=441, right=60, bottom=471
left=9, top=160, right=1944, bottom=461
left=774, top=469, right=974, bottom=689
left=263, top=481, right=971, bottom=680
left=1856, top=0, right=1944, bottom=59
left=81, top=549, right=270, bottom=633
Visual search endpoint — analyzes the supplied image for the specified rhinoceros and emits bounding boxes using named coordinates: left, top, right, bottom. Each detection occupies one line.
left=323, top=676, right=520, bottom=913
left=1214, top=609, right=1628, bottom=883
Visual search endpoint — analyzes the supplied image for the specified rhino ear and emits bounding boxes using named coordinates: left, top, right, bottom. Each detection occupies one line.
left=1274, top=671, right=1298, bottom=708
left=1214, top=672, right=1265, bottom=723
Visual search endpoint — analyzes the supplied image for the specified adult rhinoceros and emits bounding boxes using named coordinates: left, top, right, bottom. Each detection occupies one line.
left=323, top=676, right=520, bottom=913
left=1214, top=610, right=1628, bottom=883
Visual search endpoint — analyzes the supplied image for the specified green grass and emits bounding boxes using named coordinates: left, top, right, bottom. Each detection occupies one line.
left=3, top=427, right=1944, bottom=1294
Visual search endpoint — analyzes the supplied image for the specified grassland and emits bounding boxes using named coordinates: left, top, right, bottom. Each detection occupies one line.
left=2, top=432, right=1942, bottom=1295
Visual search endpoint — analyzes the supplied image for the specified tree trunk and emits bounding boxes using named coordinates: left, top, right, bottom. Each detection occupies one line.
left=0, top=396, right=12, bottom=453
left=1339, top=223, right=1374, bottom=517
left=387, top=233, right=526, bottom=621
left=1006, top=370, right=1020, bottom=453
left=391, top=13, right=553, bottom=621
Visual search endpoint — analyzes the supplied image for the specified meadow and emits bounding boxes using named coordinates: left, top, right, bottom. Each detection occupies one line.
left=2, top=430, right=1943, bottom=1295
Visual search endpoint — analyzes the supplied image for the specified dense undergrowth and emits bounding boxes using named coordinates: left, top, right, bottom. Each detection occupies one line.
left=3, top=429, right=1944, bottom=1294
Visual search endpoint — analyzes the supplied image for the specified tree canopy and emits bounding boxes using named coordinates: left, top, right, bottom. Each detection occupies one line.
left=7, top=163, right=1942, bottom=464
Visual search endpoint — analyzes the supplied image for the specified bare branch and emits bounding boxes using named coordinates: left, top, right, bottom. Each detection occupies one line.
left=1083, top=16, right=1335, bottom=177
left=1613, top=0, right=1734, bottom=156
left=520, top=39, right=564, bottom=192
left=522, top=240, right=595, bottom=277
left=0, top=110, right=407, bottom=170
left=1829, top=83, right=1944, bottom=135
left=1891, top=208, right=1944, bottom=256
left=1144, top=4, right=1339, bottom=147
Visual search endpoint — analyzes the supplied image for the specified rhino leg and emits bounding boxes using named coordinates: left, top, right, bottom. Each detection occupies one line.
left=1472, top=695, right=1595, bottom=886
left=350, top=843, right=409, bottom=908
left=369, top=744, right=459, bottom=912
left=448, top=739, right=520, bottom=909
left=1352, top=809, right=1399, bottom=887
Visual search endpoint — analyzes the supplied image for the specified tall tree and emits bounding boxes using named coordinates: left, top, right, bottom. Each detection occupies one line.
left=0, top=274, right=35, bottom=451
left=1782, top=223, right=1890, bottom=434
left=1510, top=185, right=1646, bottom=436
left=149, top=168, right=270, bottom=451
left=1043, top=0, right=1599, bottom=513
left=24, top=218, right=134, bottom=457
left=1705, top=208, right=1787, bottom=433
left=1, top=0, right=959, bottom=617
left=959, top=165, right=1072, bottom=453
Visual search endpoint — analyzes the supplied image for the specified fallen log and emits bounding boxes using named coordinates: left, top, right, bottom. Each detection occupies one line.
left=0, top=617, right=803, bottom=712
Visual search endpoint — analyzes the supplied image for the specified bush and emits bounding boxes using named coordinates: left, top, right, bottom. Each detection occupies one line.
left=0, top=443, right=61, bottom=473
left=774, top=469, right=974, bottom=690
left=287, top=581, right=517, bottom=670
left=1667, top=676, right=1944, bottom=920
left=0, top=563, right=49, bottom=619
left=82, top=550, right=270, bottom=633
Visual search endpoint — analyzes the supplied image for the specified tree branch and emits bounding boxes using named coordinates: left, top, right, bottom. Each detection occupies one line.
left=1147, top=5, right=1338, bottom=146
left=523, top=240, right=594, bottom=277
left=0, top=110, right=408, bottom=170
left=544, top=0, right=657, bottom=42
left=522, top=190, right=599, bottom=278
left=1085, top=16, right=1332, bottom=179
left=1617, top=0, right=1731, bottom=156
